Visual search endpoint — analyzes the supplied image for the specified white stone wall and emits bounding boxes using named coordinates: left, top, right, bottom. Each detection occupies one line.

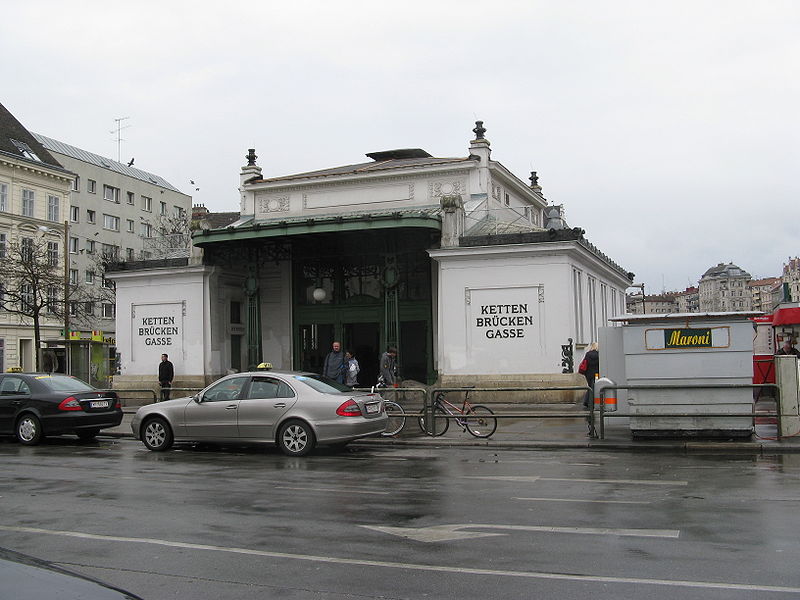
left=430, top=242, right=630, bottom=377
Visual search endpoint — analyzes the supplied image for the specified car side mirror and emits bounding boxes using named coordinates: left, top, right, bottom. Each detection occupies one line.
left=193, top=393, right=202, bottom=404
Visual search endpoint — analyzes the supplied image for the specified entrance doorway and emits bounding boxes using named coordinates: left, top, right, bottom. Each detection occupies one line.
left=343, top=322, right=379, bottom=387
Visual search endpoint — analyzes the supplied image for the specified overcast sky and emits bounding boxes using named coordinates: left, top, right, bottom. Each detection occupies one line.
left=2, top=1, right=797, bottom=293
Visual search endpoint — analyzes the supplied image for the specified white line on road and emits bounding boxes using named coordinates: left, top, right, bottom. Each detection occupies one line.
left=0, top=524, right=796, bottom=595
left=274, top=486, right=390, bottom=495
left=465, top=476, right=688, bottom=486
left=513, top=497, right=650, bottom=505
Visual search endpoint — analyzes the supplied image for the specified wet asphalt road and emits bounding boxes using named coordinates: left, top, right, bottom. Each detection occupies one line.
left=1, top=436, right=800, bottom=600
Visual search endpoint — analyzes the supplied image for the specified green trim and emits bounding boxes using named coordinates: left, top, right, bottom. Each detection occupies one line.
left=194, top=213, right=441, bottom=246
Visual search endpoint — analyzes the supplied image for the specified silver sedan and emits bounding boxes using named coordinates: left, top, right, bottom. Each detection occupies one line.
left=131, top=371, right=388, bottom=456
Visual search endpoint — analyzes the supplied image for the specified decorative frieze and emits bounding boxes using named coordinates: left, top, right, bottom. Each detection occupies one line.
left=256, top=195, right=290, bottom=213
left=429, top=179, right=467, bottom=201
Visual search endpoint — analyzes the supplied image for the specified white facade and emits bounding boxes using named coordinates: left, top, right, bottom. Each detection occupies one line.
left=110, top=123, right=631, bottom=394
left=431, top=240, right=629, bottom=379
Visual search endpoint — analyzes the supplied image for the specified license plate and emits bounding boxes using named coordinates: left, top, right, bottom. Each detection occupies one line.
left=365, top=402, right=379, bottom=414
left=90, top=400, right=110, bottom=409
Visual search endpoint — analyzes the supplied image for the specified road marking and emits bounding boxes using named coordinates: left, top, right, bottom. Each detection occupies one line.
left=361, top=523, right=679, bottom=542
left=0, top=524, right=796, bottom=595
left=274, top=486, right=390, bottom=495
left=466, top=476, right=688, bottom=486
left=513, top=497, right=650, bottom=505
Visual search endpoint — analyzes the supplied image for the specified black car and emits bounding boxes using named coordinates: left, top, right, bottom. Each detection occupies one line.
left=0, top=373, right=122, bottom=445
left=0, top=546, right=144, bottom=599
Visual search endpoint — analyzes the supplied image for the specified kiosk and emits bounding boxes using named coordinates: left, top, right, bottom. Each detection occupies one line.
left=607, top=312, right=760, bottom=438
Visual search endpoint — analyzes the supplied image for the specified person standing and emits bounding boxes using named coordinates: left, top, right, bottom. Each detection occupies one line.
left=580, top=342, right=599, bottom=409
left=322, top=341, right=346, bottom=383
left=158, top=353, right=174, bottom=402
left=379, top=346, right=398, bottom=387
left=344, top=351, right=360, bottom=387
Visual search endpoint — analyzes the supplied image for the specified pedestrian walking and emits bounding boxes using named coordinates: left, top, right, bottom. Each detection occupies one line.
left=579, top=342, right=599, bottom=409
left=378, top=346, right=398, bottom=387
left=158, top=353, right=174, bottom=402
left=322, top=341, right=346, bottom=384
left=344, top=351, right=360, bottom=387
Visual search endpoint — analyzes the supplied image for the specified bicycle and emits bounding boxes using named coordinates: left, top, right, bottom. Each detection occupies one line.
left=371, top=383, right=406, bottom=436
left=418, top=388, right=497, bottom=438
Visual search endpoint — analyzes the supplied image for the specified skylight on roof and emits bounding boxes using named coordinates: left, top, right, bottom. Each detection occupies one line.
left=10, top=139, right=41, bottom=162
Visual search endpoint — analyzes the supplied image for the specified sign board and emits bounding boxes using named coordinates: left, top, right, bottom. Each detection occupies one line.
left=131, top=301, right=185, bottom=361
left=466, top=285, right=544, bottom=371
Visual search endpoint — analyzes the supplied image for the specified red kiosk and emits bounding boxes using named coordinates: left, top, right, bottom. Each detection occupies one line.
left=752, top=304, right=800, bottom=397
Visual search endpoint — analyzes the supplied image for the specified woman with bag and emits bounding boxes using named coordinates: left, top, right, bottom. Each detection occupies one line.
left=579, top=342, right=599, bottom=409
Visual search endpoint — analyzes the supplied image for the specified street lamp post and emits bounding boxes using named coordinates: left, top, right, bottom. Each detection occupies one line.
left=63, top=219, right=70, bottom=375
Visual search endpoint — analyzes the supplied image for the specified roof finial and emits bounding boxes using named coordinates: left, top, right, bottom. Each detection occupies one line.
left=246, top=148, right=257, bottom=166
left=472, top=120, right=486, bottom=140
left=529, top=171, right=539, bottom=187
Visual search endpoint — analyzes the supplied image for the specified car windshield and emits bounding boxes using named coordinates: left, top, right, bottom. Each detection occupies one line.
left=292, top=374, right=351, bottom=394
left=34, top=375, right=95, bottom=392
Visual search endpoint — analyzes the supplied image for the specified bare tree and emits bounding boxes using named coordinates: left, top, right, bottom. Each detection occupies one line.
left=0, top=233, right=66, bottom=371
left=142, top=210, right=192, bottom=259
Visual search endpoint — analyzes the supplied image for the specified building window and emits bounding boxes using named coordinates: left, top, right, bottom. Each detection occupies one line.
left=47, top=195, right=60, bottom=222
left=102, top=276, right=115, bottom=290
left=103, top=214, right=120, bottom=231
left=0, top=233, right=6, bottom=258
left=48, top=242, right=59, bottom=266
left=84, top=301, right=94, bottom=316
left=72, top=176, right=80, bottom=192
left=85, top=270, right=95, bottom=284
left=126, top=247, right=135, bottom=261
left=101, top=244, right=119, bottom=262
left=21, top=237, right=33, bottom=262
left=504, top=192, right=510, bottom=206
left=69, top=236, right=80, bottom=254
left=126, top=219, right=134, bottom=233
left=86, top=239, right=96, bottom=254
left=103, top=185, right=120, bottom=203
left=69, top=269, right=78, bottom=285
left=22, top=189, right=34, bottom=217
left=87, top=209, right=96, bottom=224
left=70, top=206, right=79, bottom=222
left=141, top=196, right=152, bottom=212
left=102, top=303, right=116, bottom=318
left=70, top=301, right=78, bottom=317
left=231, top=301, right=241, bottom=324
left=160, top=201, right=167, bottom=215
left=46, top=286, right=58, bottom=314
left=21, top=284, right=34, bottom=311
left=11, top=139, right=41, bottom=161
left=140, top=222, right=152, bottom=238
left=88, top=179, right=96, bottom=194
left=127, top=191, right=135, bottom=205
left=0, top=183, right=7, bottom=211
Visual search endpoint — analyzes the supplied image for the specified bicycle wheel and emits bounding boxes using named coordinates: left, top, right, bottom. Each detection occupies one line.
left=463, top=404, right=497, bottom=438
left=382, top=400, right=406, bottom=436
left=418, top=406, right=449, bottom=436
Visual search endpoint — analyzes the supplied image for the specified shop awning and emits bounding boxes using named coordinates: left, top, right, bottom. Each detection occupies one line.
left=772, top=307, right=800, bottom=326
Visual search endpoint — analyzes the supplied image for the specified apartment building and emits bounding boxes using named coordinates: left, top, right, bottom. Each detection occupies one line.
left=32, top=134, right=192, bottom=338
left=0, top=103, right=74, bottom=371
left=699, top=262, right=753, bottom=312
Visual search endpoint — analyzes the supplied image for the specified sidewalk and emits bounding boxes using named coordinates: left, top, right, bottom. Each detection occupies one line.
left=105, top=402, right=800, bottom=454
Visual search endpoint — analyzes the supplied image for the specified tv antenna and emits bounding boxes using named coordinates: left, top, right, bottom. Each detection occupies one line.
left=110, top=117, right=131, bottom=162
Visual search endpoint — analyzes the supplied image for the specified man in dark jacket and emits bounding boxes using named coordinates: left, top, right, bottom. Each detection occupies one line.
left=158, top=353, right=174, bottom=401
left=322, top=341, right=346, bottom=384
left=582, top=343, right=599, bottom=409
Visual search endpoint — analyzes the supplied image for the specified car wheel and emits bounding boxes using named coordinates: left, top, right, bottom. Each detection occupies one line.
left=277, top=420, right=315, bottom=457
left=141, top=417, right=174, bottom=451
left=76, top=429, right=100, bottom=441
left=16, top=414, right=43, bottom=446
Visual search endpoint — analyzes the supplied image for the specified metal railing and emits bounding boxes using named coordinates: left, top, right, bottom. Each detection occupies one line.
left=594, top=383, right=781, bottom=439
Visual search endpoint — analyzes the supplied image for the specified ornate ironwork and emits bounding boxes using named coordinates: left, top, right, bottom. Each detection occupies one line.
left=561, top=337, right=574, bottom=373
